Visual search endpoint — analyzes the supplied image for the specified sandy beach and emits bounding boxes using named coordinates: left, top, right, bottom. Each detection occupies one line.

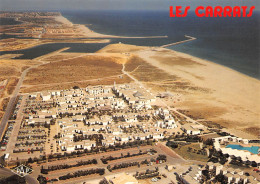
left=136, top=48, right=260, bottom=138
left=99, top=44, right=260, bottom=139
left=55, top=15, right=73, bottom=26
left=55, top=15, right=113, bottom=38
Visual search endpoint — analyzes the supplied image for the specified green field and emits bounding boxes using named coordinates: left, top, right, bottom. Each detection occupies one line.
left=173, top=143, right=209, bottom=162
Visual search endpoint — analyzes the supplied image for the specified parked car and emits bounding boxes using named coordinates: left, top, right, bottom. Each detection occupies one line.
left=151, top=178, right=158, bottom=182
left=162, top=174, right=167, bottom=178
left=253, top=168, right=260, bottom=173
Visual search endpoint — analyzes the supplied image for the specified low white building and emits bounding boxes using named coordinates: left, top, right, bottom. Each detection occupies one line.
left=181, top=123, right=201, bottom=135
left=41, top=92, right=51, bottom=101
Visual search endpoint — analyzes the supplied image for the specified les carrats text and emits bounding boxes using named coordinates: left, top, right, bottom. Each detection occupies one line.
left=169, top=6, right=255, bottom=17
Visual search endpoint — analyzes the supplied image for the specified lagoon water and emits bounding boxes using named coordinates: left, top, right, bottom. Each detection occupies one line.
left=0, top=43, right=109, bottom=59
left=0, top=18, right=21, bottom=25
left=0, top=10, right=259, bottom=79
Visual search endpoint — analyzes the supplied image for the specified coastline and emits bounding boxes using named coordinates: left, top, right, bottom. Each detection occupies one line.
left=168, top=48, right=259, bottom=82
left=1, top=12, right=259, bottom=138
left=133, top=47, right=260, bottom=139
left=57, top=14, right=168, bottom=39
left=1, top=10, right=260, bottom=184
left=98, top=43, right=260, bottom=139
left=55, top=15, right=111, bottom=38
left=58, top=13, right=259, bottom=81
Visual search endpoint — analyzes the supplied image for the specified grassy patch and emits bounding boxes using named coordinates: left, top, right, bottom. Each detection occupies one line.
left=173, top=143, right=208, bottom=162
left=24, top=55, right=123, bottom=85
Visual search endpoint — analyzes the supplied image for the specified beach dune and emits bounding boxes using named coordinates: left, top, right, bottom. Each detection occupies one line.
left=100, top=44, right=260, bottom=139
left=136, top=48, right=260, bottom=138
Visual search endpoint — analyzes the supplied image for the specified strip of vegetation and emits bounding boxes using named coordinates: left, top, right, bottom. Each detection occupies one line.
left=107, top=161, right=141, bottom=171
left=58, top=168, right=105, bottom=180
left=13, top=147, right=43, bottom=153
left=100, top=149, right=157, bottom=164
left=27, top=140, right=154, bottom=164
left=40, top=159, right=97, bottom=174
left=15, top=141, right=45, bottom=147
left=73, top=134, right=103, bottom=142
left=134, top=167, right=159, bottom=180
left=37, top=168, right=105, bottom=184
left=107, top=155, right=166, bottom=172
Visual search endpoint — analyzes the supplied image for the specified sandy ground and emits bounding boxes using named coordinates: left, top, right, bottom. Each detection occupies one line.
left=98, top=43, right=148, bottom=53
left=77, top=24, right=114, bottom=38
left=1, top=41, right=259, bottom=138
left=133, top=47, right=260, bottom=138
left=20, top=53, right=132, bottom=93
left=0, top=20, right=259, bottom=138
left=97, top=43, right=260, bottom=139
left=55, top=15, right=73, bottom=26
left=0, top=58, right=40, bottom=120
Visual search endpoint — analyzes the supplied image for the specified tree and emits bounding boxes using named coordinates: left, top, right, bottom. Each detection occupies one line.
left=37, top=175, right=47, bottom=184
left=73, top=86, right=80, bottom=89
left=27, top=157, right=33, bottom=163
left=251, top=161, right=257, bottom=167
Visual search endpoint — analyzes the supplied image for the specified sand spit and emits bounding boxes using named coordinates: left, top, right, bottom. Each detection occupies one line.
left=55, top=15, right=73, bottom=26
left=49, top=14, right=109, bottom=38
left=55, top=15, right=108, bottom=37
left=55, top=14, right=168, bottom=39
left=77, top=23, right=168, bottom=38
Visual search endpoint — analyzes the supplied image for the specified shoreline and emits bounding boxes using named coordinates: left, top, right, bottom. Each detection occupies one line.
left=131, top=46, right=260, bottom=139
left=56, top=14, right=168, bottom=39
left=1, top=12, right=259, bottom=139
left=57, top=14, right=259, bottom=81
left=170, top=46, right=260, bottom=80
left=97, top=42, right=260, bottom=139
left=55, top=15, right=110, bottom=38
left=166, top=47, right=260, bottom=82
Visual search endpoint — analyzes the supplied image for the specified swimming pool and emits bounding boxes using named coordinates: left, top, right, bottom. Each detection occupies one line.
left=226, top=144, right=259, bottom=154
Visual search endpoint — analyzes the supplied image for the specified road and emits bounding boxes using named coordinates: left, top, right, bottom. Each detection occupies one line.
left=4, top=95, right=27, bottom=156
left=122, top=63, right=144, bottom=88
left=0, top=66, right=29, bottom=141
left=0, top=48, right=89, bottom=141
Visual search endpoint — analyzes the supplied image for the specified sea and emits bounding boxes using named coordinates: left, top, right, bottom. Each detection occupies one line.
left=0, top=10, right=259, bottom=79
